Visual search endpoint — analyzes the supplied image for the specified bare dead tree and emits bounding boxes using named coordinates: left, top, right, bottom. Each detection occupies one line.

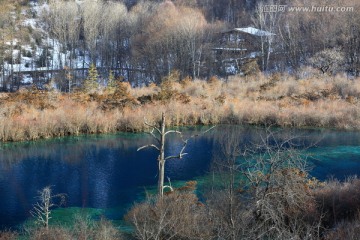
left=30, top=186, right=66, bottom=230
left=253, top=0, right=279, bottom=72
left=138, top=112, right=214, bottom=198
left=81, top=0, right=103, bottom=63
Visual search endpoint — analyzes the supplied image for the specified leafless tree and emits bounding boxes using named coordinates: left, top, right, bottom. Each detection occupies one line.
left=132, top=2, right=208, bottom=81
left=138, top=112, right=187, bottom=198
left=308, top=48, right=345, bottom=75
left=239, top=128, right=321, bottom=239
left=138, top=112, right=214, bottom=198
left=253, top=0, right=279, bottom=71
left=30, top=186, right=66, bottom=230
left=81, top=0, right=103, bottom=63
left=205, top=126, right=322, bottom=239
left=44, top=1, right=80, bottom=69
left=99, top=2, right=128, bottom=71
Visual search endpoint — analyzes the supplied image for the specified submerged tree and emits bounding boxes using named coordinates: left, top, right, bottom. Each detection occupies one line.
left=138, top=112, right=186, bottom=198
left=30, top=186, right=66, bottom=230
left=138, top=112, right=214, bottom=198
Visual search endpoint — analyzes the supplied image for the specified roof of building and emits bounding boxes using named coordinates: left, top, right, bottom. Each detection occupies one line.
left=212, top=47, right=247, bottom=51
left=222, top=27, right=275, bottom=37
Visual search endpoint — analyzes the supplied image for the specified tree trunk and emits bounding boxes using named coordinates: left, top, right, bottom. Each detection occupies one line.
left=158, top=112, right=166, bottom=198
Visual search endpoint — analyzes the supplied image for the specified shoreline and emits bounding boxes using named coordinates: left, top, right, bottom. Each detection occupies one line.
left=1, top=74, right=360, bottom=142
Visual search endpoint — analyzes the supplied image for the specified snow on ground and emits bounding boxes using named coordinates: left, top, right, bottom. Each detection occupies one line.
left=22, top=18, right=37, bottom=29
left=0, top=1, right=92, bottom=87
left=22, top=74, right=33, bottom=84
left=5, top=39, right=19, bottom=46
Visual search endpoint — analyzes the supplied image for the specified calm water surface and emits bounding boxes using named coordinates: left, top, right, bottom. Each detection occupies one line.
left=1, top=125, right=360, bottom=229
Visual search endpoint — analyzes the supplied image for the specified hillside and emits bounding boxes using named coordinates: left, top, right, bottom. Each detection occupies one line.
left=0, top=0, right=358, bottom=91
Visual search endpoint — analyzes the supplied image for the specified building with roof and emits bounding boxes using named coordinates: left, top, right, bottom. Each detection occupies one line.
left=212, top=27, right=275, bottom=76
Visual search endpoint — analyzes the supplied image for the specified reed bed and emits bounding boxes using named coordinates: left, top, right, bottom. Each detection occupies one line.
left=1, top=73, right=360, bottom=142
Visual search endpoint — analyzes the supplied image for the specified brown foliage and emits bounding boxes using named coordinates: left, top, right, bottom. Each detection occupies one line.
left=155, top=71, right=180, bottom=101
left=323, top=213, right=360, bottom=240
left=126, top=191, right=212, bottom=240
left=314, top=177, right=360, bottom=228
left=241, top=59, right=260, bottom=76
left=1, top=86, right=57, bottom=112
left=0, top=231, right=18, bottom=240
left=208, top=75, right=220, bottom=87
left=27, top=217, right=122, bottom=240
left=29, top=227, right=72, bottom=240
left=180, top=76, right=192, bottom=88
left=175, top=181, right=197, bottom=192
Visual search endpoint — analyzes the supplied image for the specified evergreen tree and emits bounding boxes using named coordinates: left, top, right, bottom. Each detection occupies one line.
left=107, top=70, right=116, bottom=93
left=113, top=81, right=130, bottom=99
left=83, top=63, right=99, bottom=92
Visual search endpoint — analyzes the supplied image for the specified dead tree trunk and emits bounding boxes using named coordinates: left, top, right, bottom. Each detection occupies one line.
left=158, top=112, right=166, bottom=197
left=138, top=112, right=215, bottom=198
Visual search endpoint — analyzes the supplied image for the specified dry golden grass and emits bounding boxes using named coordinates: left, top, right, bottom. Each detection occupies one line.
left=1, top=73, right=360, bottom=141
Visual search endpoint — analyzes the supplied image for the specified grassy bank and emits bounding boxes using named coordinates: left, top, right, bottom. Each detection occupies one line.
left=1, top=73, right=360, bottom=142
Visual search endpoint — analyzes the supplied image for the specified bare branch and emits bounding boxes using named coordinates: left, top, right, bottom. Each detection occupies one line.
left=148, top=128, right=161, bottom=143
left=165, top=139, right=188, bottom=160
left=137, top=144, right=160, bottom=151
left=164, top=126, right=215, bottom=160
left=163, top=177, right=174, bottom=192
left=165, top=153, right=188, bottom=161
left=188, top=126, right=216, bottom=139
left=144, top=117, right=161, bottom=135
left=165, top=130, right=182, bottom=135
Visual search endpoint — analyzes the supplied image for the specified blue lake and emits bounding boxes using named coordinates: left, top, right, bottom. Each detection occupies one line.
left=1, top=125, right=360, bottom=230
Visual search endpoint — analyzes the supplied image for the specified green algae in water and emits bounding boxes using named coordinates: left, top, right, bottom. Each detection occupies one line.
left=21, top=207, right=104, bottom=230
left=307, top=145, right=360, bottom=180
left=51, top=207, right=104, bottom=227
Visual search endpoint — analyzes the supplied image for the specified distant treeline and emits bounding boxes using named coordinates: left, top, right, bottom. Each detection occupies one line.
left=0, top=0, right=359, bottom=91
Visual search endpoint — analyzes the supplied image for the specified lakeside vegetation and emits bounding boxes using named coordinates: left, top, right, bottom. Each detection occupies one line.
left=1, top=72, right=360, bottom=142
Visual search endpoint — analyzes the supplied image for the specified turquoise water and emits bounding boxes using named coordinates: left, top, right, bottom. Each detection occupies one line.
left=1, top=125, right=360, bottom=229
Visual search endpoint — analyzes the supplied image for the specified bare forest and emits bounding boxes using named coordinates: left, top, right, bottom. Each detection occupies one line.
left=0, top=0, right=359, bottom=90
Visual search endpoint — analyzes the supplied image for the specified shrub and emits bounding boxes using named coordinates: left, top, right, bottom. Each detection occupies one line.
left=94, top=218, right=123, bottom=240
left=126, top=188, right=212, bottom=239
left=240, top=59, right=260, bottom=76
left=113, top=82, right=131, bottom=100
left=313, top=177, right=360, bottom=228
left=0, top=231, right=18, bottom=240
left=155, top=71, right=179, bottom=101
left=180, top=76, right=192, bottom=88
left=29, top=227, right=72, bottom=240
left=208, top=75, right=220, bottom=87
left=323, top=214, right=360, bottom=240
